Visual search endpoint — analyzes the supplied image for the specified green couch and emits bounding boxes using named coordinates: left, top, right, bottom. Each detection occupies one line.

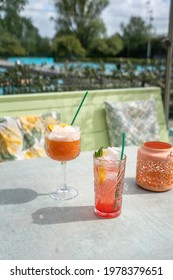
left=0, top=87, right=168, bottom=151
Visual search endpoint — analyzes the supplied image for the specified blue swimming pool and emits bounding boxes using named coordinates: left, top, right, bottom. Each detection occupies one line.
left=7, top=57, right=54, bottom=66
left=7, top=57, right=159, bottom=75
left=7, top=57, right=118, bottom=73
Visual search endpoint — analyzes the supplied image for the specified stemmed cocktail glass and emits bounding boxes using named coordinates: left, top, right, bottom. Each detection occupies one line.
left=45, top=124, right=81, bottom=200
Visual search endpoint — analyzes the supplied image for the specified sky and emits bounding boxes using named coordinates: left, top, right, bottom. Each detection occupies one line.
left=21, top=0, right=170, bottom=38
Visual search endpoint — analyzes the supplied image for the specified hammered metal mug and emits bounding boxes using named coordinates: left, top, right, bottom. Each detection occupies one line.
left=136, top=141, right=173, bottom=192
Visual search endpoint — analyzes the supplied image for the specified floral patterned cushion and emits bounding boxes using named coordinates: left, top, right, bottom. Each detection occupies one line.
left=104, top=99, right=160, bottom=146
left=0, top=116, right=22, bottom=161
left=0, top=112, right=60, bottom=162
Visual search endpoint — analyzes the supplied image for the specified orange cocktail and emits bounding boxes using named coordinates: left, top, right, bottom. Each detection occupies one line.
left=46, top=138, right=80, bottom=161
left=45, top=124, right=80, bottom=161
left=45, top=124, right=81, bottom=200
left=93, top=147, right=126, bottom=218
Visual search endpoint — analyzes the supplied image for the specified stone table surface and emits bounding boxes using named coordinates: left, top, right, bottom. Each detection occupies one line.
left=0, top=146, right=173, bottom=260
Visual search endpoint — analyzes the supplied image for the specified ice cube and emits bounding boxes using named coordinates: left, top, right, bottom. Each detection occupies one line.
left=102, top=147, right=120, bottom=161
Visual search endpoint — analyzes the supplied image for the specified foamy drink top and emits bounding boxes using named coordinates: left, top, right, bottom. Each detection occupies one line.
left=47, top=124, right=80, bottom=141
left=95, top=147, right=120, bottom=161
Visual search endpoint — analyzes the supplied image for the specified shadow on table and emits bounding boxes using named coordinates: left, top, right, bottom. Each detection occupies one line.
left=123, top=177, right=155, bottom=195
left=32, top=206, right=99, bottom=225
left=0, top=188, right=48, bottom=205
left=0, top=178, right=156, bottom=206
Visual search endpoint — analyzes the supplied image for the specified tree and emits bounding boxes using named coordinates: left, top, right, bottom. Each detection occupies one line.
left=0, top=31, right=25, bottom=56
left=121, top=16, right=148, bottom=57
left=0, top=0, right=50, bottom=56
left=19, top=17, right=45, bottom=55
left=52, top=0, right=109, bottom=49
left=105, top=34, right=124, bottom=56
left=0, top=0, right=28, bottom=38
left=150, top=35, right=167, bottom=59
left=89, top=34, right=123, bottom=57
left=52, top=35, right=86, bottom=58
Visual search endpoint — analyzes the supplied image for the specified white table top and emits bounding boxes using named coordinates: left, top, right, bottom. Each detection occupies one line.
left=0, top=146, right=173, bottom=260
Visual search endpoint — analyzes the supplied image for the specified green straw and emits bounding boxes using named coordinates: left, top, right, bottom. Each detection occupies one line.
left=120, top=132, right=125, bottom=160
left=71, top=91, right=88, bottom=125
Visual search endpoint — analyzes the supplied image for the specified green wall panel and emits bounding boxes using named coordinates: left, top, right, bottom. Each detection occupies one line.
left=0, top=87, right=168, bottom=150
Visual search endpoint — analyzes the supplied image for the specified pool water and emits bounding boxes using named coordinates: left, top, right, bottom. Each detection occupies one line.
left=7, top=57, right=54, bottom=66
left=7, top=57, right=158, bottom=74
left=7, top=57, right=119, bottom=74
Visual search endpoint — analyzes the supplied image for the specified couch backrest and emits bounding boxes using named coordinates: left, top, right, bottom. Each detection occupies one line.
left=0, top=87, right=168, bottom=151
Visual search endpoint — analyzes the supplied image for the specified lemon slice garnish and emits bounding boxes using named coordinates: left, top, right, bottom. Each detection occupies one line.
left=47, top=124, right=55, bottom=132
left=98, top=166, right=105, bottom=184
left=47, top=123, right=70, bottom=132
left=59, top=123, right=70, bottom=128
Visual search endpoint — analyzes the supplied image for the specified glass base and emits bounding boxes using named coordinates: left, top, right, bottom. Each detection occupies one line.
left=94, top=207, right=121, bottom=219
left=49, top=186, right=78, bottom=200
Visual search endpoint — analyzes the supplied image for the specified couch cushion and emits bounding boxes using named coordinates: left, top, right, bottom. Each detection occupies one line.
left=0, top=116, right=23, bottom=161
left=0, top=112, right=60, bottom=162
left=105, top=99, right=160, bottom=146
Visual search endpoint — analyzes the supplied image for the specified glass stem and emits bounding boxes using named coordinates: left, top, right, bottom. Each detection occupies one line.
left=61, top=162, right=67, bottom=191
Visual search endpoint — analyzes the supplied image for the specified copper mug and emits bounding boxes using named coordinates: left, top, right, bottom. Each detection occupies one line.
left=136, top=141, right=173, bottom=192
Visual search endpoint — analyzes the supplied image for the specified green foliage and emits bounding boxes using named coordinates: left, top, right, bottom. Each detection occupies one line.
left=89, top=34, right=123, bottom=57
left=94, top=147, right=104, bottom=157
left=18, top=17, right=42, bottom=54
left=106, top=34, right=124, bottom=56
left=52, top=35, right=86, bottom=58
left=89, top=38, right=108, bottom=57
left=121, top=16, right=149, bottom=56
left=0, top=0, right=167, bottom=59
left=0, top=0, right=28, bottom=38
left=151, top=35, right=167, bottom=57
left=0, top=0, right=27, bottom=13
left=0, top=59, right=167, bottom=98
left=0, top=0, right=50, bottom=56
left=0, top=31, right=25, bottom=55
left=52, top=0, right=109, bottom=48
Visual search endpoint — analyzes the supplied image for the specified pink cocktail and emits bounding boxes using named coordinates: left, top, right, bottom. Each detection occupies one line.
left=93, top=147, right=126, bottom=218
